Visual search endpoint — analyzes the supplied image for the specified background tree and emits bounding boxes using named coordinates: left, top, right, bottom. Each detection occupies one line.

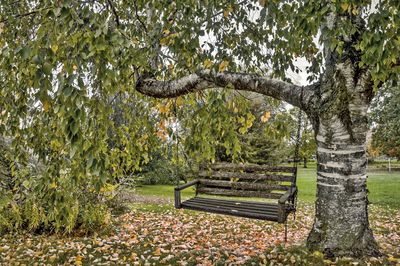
left=241, top=96, right=292, bottom=165
left=298, top=116, right=317, bottom=168
left=370, top=84, right=400, bottom=160
left=1, top=0, right=400, bottom=257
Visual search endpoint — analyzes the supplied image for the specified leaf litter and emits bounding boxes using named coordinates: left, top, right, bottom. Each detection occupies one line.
left=0, top=203, right=399, bottom=265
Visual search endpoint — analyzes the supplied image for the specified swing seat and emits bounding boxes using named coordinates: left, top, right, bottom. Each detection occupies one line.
left=174, top=163, right=297, bottom=223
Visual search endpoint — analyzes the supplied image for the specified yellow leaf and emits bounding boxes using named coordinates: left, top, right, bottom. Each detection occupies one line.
left=159, top=104, right=170, bottom=114
left=159, top=120, right=166, bottom=131
left=352, top=7, right=359, bottom=15
left=260, top=111, right=271, bottom=123
left=163, top=29, right=170, bottom=35
left=239, top=126, right=247, bottom=134
left=218, top=60, right=229, bottom=72
left=246, top=119, right=253, bottom=129
left=49, top=182, right=57, bottom=189
left=42, top=99, right=50, bottom=112
left=160, top=37, right=170, bottom=46
left=223, top=5, right=233, bottom=18
left=153, top=247, right=162, bottom=256
left=312, top=251, right=324, bottom=258
left=75, top=255, right=83, bottom=265
left=132, top=37, right=139, bottom=44
left=51, top=44, right=58, bottom=53
left=130, top=252, right=137, bottom=261
left=157, top=130, right=164, bottom=140
left=340, top=3, right=349, bottom=11
left=176, top=96, right=184, bottom=107
left=203, top=59, right=213, bottom=69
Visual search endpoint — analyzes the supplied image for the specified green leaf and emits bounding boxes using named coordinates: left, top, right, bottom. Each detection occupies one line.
left=43, top=62, right=53, bottom=75
left=32, top=55, right=41, bottom=65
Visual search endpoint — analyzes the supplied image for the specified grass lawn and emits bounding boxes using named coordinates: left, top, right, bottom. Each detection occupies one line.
left=135, top=167, right=400, bottom=208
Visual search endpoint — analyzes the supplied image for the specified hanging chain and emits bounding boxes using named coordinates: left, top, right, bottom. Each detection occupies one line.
left=293, top=86, right=304, bottom=170
left=291, top=86, right=304, bottom=216
left=293, top=108, right=302, bottom=170
left=174, top=99, right=180, bottom=186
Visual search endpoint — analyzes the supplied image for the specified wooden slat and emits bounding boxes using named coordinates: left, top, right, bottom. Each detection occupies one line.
left=181, top=201, right=279, bottom=221
left=197, top=187, right=283, bottom=199
left=194, top=197, right=279, bottom=210
left=199, top=171, right=294, bottom=182
left=185, top=198, right=279, bottom=213
left=182, top=200, right=277, bottom=216
left=198, top=179, right=289, bottom=191
left=208, top=163, right=296, bottom=173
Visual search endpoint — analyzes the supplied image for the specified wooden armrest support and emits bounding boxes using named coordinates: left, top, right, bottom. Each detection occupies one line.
left=277, top=187, right=297, bottom=223
left=278, top=187, right=297, bottom=204
left=175, top=180, right=199, bottom=191
left=174, top=180, right=199, bottom=209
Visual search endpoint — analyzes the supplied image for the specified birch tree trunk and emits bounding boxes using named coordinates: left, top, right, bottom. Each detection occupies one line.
left=306, top=58, right=380, bottom=257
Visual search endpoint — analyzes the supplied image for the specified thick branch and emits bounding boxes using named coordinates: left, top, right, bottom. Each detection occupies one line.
left=136, top=70, right=313, bottom=110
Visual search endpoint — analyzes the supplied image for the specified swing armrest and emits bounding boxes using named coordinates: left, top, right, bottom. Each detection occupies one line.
left=174, top=180, right=199, bottom=209
left=278, top=187, right=297, bottom=204
left=174, top=179, right=199, bottom=191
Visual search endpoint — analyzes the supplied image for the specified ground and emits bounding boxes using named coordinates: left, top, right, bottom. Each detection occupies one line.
left=0, top=169, right=399, bottom=265
left=0, top=203, right=399, bottom=265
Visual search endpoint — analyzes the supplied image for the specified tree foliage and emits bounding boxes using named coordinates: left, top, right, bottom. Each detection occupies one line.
left=298, top=117, right=317, bottom=168
left=240, top=97, right=293, bottom=164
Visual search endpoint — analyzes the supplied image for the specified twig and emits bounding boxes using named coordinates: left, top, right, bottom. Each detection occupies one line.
left=0, top=6, right=52, bottom=23
left=133, top=0, right=148, bottom=34
left=107, top=0, right=120, bottom=26
left=197, top=0, right=248, bottom=28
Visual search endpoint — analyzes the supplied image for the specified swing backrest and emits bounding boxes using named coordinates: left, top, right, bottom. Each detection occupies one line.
left=197, top=163, right=297, bottom=200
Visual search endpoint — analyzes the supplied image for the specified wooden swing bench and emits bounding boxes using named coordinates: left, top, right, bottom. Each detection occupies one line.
left=174, top=163, right=297, bottom=223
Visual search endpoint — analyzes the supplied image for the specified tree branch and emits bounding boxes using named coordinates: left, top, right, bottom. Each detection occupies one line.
left=107, top=0, right=120, bottom=26
left=135, top=70, right=314, bottom=110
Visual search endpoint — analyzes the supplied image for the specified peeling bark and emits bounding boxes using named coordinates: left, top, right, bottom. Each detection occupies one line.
left=306, top=59, right=380, bottom=257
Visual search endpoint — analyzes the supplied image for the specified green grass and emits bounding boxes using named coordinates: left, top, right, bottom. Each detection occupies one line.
left=135, top=167, right=400, bottom=208
left=134, top=184, right=196, bottom=199
left=297, top=168, right=317, bottom=203
left=368, top=159, right=400, bottom=168
left=297, top=167, right=400, bottom=207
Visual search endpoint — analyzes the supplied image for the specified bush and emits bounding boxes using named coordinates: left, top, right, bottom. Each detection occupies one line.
left=0, top=143, right=113, bottom=234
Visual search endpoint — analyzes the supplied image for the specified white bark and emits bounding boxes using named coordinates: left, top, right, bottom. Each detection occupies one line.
left=307, top=59, right=379, bottom=257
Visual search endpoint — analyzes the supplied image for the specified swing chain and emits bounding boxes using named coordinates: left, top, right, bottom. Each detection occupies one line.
left=291, top=86, right=304, bottom=218
left=174, top=99, right=180, bottom=186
